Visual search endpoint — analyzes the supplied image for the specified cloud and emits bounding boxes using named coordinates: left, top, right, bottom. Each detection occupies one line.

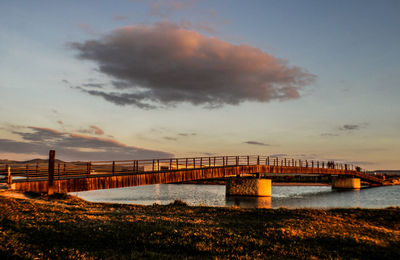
left=1, top=126, right=172, bottom=161
left=321, top=133, right=339, bottom=137
left=340, top=124, right=360, bottom=131
left=70, top=22, right=316, bottom=109
left=178, top=133, right=196, bottom=137
left=113, top=15, right=128, bottom=21
left=78, top=23, right=99, bottom=35
left=83, top=83, right=105, bottom=89
left=179, top=19, right=216, bottom=34
left=339, top=123, right=368, bottom=131
left=150, top=0, right=194, bottom=18
left=78, top=125, right=105, bottom=135
left=163, top=136, right=177, bottom=141
left=243, top=141, right=270, bottom=146
left=269, top=153, right=288, bottom=157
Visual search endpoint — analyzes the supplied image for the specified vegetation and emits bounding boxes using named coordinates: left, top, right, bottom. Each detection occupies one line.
left=0, top=191, right=399, bottom=259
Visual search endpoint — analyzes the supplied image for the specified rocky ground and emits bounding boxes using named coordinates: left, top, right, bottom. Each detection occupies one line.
left=0, top=190, right=399, bottom=259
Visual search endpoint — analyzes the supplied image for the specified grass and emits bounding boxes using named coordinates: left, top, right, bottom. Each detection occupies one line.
left=0, top=191, right=399, bottom=259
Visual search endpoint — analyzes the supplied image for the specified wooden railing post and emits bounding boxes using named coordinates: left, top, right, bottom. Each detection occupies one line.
left=200, top=157, right=203, bottom=168
left=112, top=161, right=115, bottom=175
left=26, top=164, right=29, bottom=182
left=185, top=158, right=188, bottom=169
left=247, top=156, right=249, bottom=166
left=257, top=156, right=260, bottom=165
left=48, top=150, right=55, bottom=195
left=176, top=159, right=179, bottom=170
left=193, top=158, right=196, bottom=169
left=157, top=160, right=160, bottom=172
left=170, top=159, right=172, bottom=170
left=7, top=165, right=11, bottom=185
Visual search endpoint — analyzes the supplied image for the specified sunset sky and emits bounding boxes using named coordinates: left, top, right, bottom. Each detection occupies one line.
left=1, top=0, right=399, bottom=169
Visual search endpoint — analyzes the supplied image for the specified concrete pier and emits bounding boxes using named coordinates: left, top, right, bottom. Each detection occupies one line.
left=226, top=178, right=271, bottom=197
left=332, top=177, right=361, bottom=189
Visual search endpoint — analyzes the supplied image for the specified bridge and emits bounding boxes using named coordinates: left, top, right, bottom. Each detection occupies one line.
left=1, top=150, right=388, bottom=195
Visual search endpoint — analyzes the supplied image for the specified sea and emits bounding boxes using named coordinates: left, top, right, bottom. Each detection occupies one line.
left=71, top=184, right=400, bottom=209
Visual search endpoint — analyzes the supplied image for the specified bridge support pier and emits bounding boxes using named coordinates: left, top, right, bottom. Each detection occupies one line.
left=226, top=178, right=271, bottom=197
left=332, top=177, right=361, bottom=190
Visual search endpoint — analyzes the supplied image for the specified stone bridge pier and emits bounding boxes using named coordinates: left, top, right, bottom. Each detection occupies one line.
left=332, top=177, right=361, bottom=189
left=226, top=177, right=271, bottom=197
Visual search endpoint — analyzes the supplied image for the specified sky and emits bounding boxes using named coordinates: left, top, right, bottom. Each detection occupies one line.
left=0, top=0, right=399, bottom=170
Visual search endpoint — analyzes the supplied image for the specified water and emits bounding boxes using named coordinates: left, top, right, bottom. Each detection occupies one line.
left=72, top=184, right=400, bottom=209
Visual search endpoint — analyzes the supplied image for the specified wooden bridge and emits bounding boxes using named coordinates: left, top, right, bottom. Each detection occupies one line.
left=1, top=150, right=387, bottom=194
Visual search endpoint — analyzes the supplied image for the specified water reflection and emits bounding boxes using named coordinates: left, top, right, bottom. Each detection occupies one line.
left=226, top=196, right=271, bottom=208
left=72, top=184, right=400, bottom=209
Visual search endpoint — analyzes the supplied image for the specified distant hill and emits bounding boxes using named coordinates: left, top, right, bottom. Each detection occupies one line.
left=0, top=159, right=65, bottom=164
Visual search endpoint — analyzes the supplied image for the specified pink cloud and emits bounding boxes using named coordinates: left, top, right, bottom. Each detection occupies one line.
left=71, top=22, right=316, bottom=109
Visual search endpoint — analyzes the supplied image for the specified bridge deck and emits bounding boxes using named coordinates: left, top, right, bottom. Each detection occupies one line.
left=2, top=155, right=385, bottom=193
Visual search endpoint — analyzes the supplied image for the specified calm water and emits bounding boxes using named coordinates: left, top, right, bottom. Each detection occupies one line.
left=72, top=184, right=400, bottom=209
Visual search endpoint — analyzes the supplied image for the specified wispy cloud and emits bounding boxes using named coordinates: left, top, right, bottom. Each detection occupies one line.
left=149, top=0, right=194, bottom=18
left=178, top=133, right=196, bottom=137
left=113, top=15, right=129, bottom=21
left=243, top=141, right=270, bottom=146
left=0, top=126, right=172, bottom=161
left=70, top=22, right=315, bottom=109
left=163, top=136, right=177, bottom=141
left=78, top=125, right=105, bottom=135
left=339, top=123, right=368, bottom=131
left=321, top=133, right=339, bottom=137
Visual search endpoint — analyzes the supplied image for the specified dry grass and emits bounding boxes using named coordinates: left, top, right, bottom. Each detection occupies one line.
left=0, top=191, right=399, bottom=259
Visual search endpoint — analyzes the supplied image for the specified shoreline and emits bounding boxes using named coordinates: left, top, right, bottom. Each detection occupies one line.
left=0, top=190, right=399, bottom=259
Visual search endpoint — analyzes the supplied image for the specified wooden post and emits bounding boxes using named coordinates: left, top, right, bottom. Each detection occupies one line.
left=213, top=157, right=216, bottom=167
left=152, top=160, right=155, bottom=171
left=36, top=162, right=39, bottom=175
left=157, top=160, right=160, bottom=172
left=26, top=164, right=29, bottom=182
left=7, top=165, right=11, bottom=185
left=193, top=158, right=196, bottom=169
left=257, top=156, right=260, bottom=165
left=57, top=163, right=60, bottom=180
left=48, top=150, right=55, bottom=195
left=170, top=159, right=172, bottom=170
left=185, top=158, right=188, bottom=169
left=112, top=161, right=115, bottom=175
left=284, top=158, right=287, bottom=166
left=200, top=157, right=203, bottom=168
left=247, top=156, right=249, bottom=166
left=176, top=159, right=179, bottom=170
left=267, top=157, right=269, bottom=165
left=208, top=157, right=211, bottom=167
left=87, top=162, right=90, bottom=175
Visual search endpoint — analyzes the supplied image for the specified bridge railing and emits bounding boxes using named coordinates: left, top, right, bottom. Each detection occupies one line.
left=0, top=155, right=360, bottom=183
